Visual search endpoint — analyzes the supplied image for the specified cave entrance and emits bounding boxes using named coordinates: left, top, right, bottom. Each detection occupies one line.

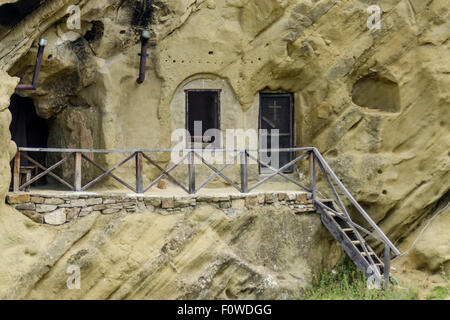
left=9, top=94, right=49, bottom=189
left=0, top=0, right=44, bottom=27
left=185, top=89, right=221, bottom=147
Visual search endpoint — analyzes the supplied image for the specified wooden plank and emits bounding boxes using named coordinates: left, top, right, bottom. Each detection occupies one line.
left=141, top=152, right=189, bottom=194
left=74, top=152, right=82, bottom=191
left=21, top=153, right=74, bottom=190
left=194, top=152, right=241, bottom=192
left=247, top=152, right=311, bottom=192
left=384, top=246, right=390, bottom=290
left=136, top=152, right=143, bottom=193
left=193, top=152, right=241, bottom=193
left=18, top=147, right=315, bottom=154
left=188, top=151, right=195, bottom=194
left=309, top=151, right=316, bottom=200
left=13, top=151, right=21, bottom=192
left=81, top=153, right=137, bottom=193
left=241, top=151, right=248, bottom=193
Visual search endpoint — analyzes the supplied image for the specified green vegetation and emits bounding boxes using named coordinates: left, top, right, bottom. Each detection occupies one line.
left=441, top=264, right=449, bottom=283
left=426, top=286, right=448, bottom=300
left=299, top=257, right=418, bottom=300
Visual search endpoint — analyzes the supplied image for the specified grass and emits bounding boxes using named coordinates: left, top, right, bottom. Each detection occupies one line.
left=426, top=286, right=449, bottom=300
left=441, top=264, right=449, bottom=283
left=299, top=257, right=418, bottom=300
left=425, top=264, right=449, bottom=300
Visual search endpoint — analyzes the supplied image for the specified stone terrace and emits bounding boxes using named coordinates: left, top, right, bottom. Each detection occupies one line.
left=6, top=191, right=315, bottom=226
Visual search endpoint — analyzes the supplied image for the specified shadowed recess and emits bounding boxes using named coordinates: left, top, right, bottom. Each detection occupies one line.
left=352, top=74, right=401, bottom=112
left=0, top=0, right=45, bottom=27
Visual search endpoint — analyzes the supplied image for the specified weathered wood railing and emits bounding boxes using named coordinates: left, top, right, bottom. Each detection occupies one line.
left=12, top=146, right=400, bottom=288
left=12, top=147, right=315, bottom=194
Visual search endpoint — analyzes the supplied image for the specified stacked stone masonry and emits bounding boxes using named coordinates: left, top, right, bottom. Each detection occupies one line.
left=6, top=192, right=315, bottom=226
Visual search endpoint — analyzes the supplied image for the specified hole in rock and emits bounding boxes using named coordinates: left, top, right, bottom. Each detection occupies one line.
left=352, top=74, right=400, bottom=112
left=9, top=94, right=49, bottom=188
left=84, top=20, right=104, bottom=42
left=132, top=0, right=154, bottom=27
left=0, top=0, right=44, bottom=27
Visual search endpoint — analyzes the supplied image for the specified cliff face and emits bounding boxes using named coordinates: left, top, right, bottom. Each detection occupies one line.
left=0, top=203, right=340, bottom=299
left=0, top=0, right=448, bottom=298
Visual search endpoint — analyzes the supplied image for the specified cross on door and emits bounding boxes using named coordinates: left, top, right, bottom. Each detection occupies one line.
left=269, top=101, right=282, bottom=121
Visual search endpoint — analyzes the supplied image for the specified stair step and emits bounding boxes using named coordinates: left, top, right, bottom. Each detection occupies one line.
left=342, top=228, right=353, bottom=232
left=327, top=210, right=344, bottom=217
left=351, top=240, right=361, bottom=245
left=360, top=251, right=376, bottom=257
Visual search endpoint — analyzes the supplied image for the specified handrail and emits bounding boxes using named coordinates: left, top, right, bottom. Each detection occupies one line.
left=312, top=148, right=401, bottom=256
left=17, top=147, right=314, bottom=153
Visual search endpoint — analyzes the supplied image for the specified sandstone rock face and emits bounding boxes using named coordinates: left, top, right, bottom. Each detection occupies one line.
left=0, top=70, right=19, bottom=197
left=0, top=204, right=340, bottom=299
left=0, top=0, right=449, bottom=296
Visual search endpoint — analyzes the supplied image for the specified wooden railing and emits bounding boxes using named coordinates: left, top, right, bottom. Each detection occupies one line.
left=12, top=147, right=315, bottom=194
left=12, top=146, right=400, bottom=285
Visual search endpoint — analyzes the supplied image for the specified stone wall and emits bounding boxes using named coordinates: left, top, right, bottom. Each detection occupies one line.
left=6, top=190, right=314, bottom=225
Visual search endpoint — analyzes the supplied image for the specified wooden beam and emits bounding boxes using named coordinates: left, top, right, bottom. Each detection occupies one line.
left=74, top=152, right=82, bottom=191
left=142, top=153, right=189, bottom=194
left=21, top=153, right=74, bottom=191
left=309, top=151, right=316, bottom=200
left=240, top=151, right=248, bottom=193
left=247, top=152, right=311, bottom=192
left=384, top=246, right=390, bottom=290
left=81, top=153, right=137, bottom=193
left=188, top=151, right=195, bottom=194
left=13, top=151, right=21, bottom=192
left=136, top=152, right=143, bottom=194
left=194, top=152, right=241, bottom=193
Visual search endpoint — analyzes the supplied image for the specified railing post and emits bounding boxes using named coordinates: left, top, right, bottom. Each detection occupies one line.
left=384, top=245, right=391, bottom=290
left=309, top=150, right=316, bottom=200
left=188, top=151, right=195, bottom=194
left=74, top=152, right=82, bottom=191
left=241, top=150, right=248, bottom=193
left=13, top=151, right=21, bottom=192
left=136, top=152, right=143, bottom=193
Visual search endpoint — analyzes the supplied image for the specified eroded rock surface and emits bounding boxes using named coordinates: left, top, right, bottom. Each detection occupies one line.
left=0, top=203, right=340, bottom=299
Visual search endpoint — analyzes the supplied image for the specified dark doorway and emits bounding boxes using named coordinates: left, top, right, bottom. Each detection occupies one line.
left=9, top=94, right=49, bottom=188
left=185, top=89, right=221, bottom=146
left=0, top=0, right=44, bottom=27
left=259, top=92, right=294, bottom=174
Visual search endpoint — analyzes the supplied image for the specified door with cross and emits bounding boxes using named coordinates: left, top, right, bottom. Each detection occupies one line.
left=259, top=93, right=294, bottom=174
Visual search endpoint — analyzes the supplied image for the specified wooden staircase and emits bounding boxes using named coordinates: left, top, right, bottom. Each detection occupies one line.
left=306, top=148, right=401, bottom=289
left=316, top=202, right=385, bottom=284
